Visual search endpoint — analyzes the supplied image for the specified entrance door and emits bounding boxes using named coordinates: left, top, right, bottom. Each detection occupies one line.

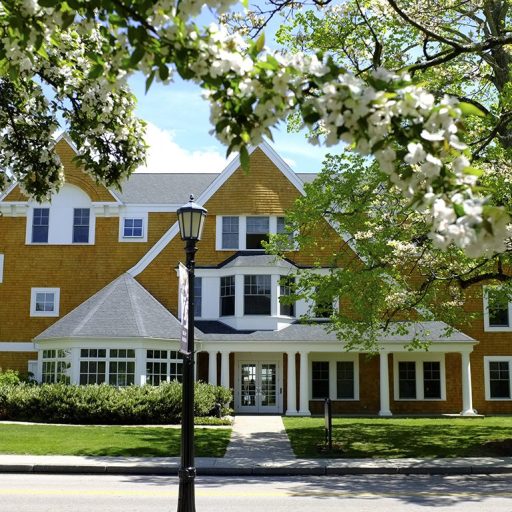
left=238, top=361, right=280, bottom=413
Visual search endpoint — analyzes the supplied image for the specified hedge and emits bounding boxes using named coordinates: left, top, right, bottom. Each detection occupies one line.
left=0, top=382, right=232, bottom=424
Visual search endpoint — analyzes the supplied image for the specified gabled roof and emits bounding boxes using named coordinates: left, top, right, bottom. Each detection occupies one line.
left=115, top=173, right=218, bottom=205
left=35, top=273, right=182, bottom=341
left=114, top=172, right=318, bottom=205
left=127, top=141, right=315, bottom=276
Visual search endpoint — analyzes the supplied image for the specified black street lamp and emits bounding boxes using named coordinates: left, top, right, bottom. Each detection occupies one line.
left=176, top=195, right=207, bottom=512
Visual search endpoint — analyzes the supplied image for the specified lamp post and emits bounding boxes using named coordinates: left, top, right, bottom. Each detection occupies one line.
left=176, top=195, right=207, bottom=512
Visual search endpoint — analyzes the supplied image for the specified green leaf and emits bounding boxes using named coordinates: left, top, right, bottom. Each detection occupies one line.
left=129, top=46, right=145, bottom=67
left=159, top=65, right=169, bottom=81
left=88, top=64, right=104, bottom=79
left=145, top=71, right=156, bottom=93
left=255, top=33, right=265, bottom=54
left=240, top=146, right=250, bottom=172
left=463, top=166, right=483, bottom=177
left=459, top=102, right=486, bottom=118
left=454, top=203, right=465, bottom=217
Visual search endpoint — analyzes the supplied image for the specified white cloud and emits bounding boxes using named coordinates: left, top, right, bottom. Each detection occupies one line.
left=137, top=122, right=228, bottom=173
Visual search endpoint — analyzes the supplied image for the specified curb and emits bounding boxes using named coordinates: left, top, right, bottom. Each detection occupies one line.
left=1, top=463, right=512, bottom=476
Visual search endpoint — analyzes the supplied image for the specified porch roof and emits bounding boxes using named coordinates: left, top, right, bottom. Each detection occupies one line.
left=34, top=273, right=183, bottom=341
left=195, top=320, right=476, bottom=344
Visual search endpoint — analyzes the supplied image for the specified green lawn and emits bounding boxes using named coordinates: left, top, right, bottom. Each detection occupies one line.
left=283, top=416, right=512, bottom=458
left=0, top=424, right=231, bottom=457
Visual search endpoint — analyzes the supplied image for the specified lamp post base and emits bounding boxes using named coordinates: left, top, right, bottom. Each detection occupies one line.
left=177, top=467, right=196, bottom=512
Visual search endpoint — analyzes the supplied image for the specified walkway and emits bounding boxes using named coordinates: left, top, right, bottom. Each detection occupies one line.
left=224, top=415, right=294, bottom=461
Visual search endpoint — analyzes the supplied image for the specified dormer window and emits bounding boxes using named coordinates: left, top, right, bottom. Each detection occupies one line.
left=222, top=216, right=239, bottom=249
left=246, top=217, right=269, bottom=249
left=32, top=208, right=49, bottom=243
left=216, top=215, right=293, bottom=251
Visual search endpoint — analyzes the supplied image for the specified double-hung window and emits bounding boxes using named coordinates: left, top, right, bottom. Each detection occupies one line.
left=485, top=288, right=511, bottom=329
left=398, top=361, right=417, bottom=399
left=246, top=217, right=269, bottom=249
left=396, top=358, right=443, bottom=400
left=79, top=349, right=107, bottom=385
left=312, top=361, right=330, bottom=399
left=73, top=208, right=90, bottom=243
left=146, top=350, right=183, bottom=385
left=485, top=358, right=512, bottom=399
left=222, top=217, right=239, bottom=249
left=279, top=276, right=295, bottom=317
left=312, top=359, right=357, bottom=400
left=220, top=276, right=235, bottom=316
left=244, top=275, right=271, bottom=315
left=32, top=208, right=49, bottom=243
left=41, top=349, right=70, bottom=384
left=123, top=218, right=143, bottom=238
left=109, top=349, right=135, bottom=386
left=336, top=361, right=355, bottom=399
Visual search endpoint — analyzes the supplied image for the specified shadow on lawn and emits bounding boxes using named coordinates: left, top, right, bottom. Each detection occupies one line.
left=287, top=421, right=512, bottom=458
left=73, top=428, right=230, bottom=458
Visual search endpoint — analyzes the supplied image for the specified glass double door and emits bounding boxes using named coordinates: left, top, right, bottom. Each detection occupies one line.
left=238, top=361, right=280, bottom=413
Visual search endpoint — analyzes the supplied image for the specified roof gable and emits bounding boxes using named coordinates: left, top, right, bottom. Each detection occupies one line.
left=1, top=134, right=120, bottom=203
left=127, top=141, right=307, bottom=276
left=35, top=273, right=182, bottom=340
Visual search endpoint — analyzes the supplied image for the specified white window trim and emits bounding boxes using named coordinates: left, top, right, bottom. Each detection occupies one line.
left=393, top=353, right=446, bottom=401
left=30, top=287, right=60, bottom=317
left=483, top=286, right=512, bottom=332
left=215, top=215, right=297, bottom=251
left=119, top=213, right=148, bottom=242
left=309, top=354, right=360, bottom=401
left=0, top=253, right=3, bottom=283
left=484, top=356, right=512, bottom=401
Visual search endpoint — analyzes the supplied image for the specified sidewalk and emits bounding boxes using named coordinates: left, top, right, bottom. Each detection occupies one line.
left=1, top=415, right=512, bottom=476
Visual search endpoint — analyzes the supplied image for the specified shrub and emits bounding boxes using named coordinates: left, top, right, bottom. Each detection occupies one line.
left=0, top=369, right=21, bottom=386
left=0, top=381, right=233, bottom=425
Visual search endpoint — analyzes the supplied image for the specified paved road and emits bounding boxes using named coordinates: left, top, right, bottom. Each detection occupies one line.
left=3, top=473, right=512, bottom=511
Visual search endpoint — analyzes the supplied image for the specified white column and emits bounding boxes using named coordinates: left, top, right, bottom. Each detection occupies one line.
left=70, top=347, right=80, bottom=385
left=208, top=350, right=218, bottom=386
left=271, top=274, right=280, bottom=317
left=379, top=351, right=392, bottom=416
left=461, top=351, right=476, bottom=415
left=135, top=348, right=146, bottom=385
left=298, top=351, right=311, bottom=416
left=235, top=274, right=244, bottom=318
left=220, top=351, right=230, bottom=389
left=286, top=351, right=297, bottom=415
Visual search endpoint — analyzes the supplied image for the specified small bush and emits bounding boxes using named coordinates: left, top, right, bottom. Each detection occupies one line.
left=0, top=369, right=21, bottom=386
left=0, top=381, right=233, bottom=425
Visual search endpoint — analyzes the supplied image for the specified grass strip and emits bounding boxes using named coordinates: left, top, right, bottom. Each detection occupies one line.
left=283, top=416, right=512, bottom=458
left=0, top=424, right=231, bottom=457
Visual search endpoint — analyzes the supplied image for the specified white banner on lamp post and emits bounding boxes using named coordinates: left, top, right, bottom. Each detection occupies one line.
left=178, top=262, right=189, bottom=355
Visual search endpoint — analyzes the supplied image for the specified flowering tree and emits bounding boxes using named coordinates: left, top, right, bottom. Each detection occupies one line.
left=261, top=0, right=512, bottom=347
left=0, top=0, right=511, bottom=257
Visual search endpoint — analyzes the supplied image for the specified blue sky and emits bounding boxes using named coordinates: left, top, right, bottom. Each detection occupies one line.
left=129, top=5, right=341, bottom=174
left=129, top=74, right=334, bottom=174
